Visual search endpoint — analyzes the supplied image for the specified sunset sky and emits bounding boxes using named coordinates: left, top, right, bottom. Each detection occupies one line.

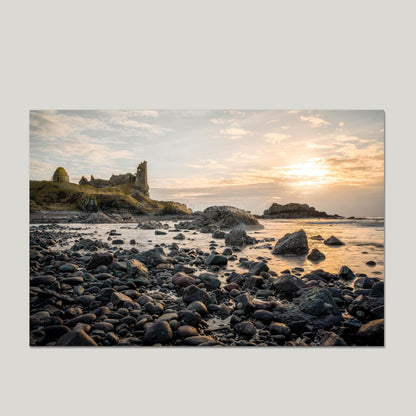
left=30, top=110, right=384, bottom=216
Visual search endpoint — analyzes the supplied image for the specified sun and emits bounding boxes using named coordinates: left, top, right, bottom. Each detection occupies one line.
left=282, top=160, right=330, bottom=186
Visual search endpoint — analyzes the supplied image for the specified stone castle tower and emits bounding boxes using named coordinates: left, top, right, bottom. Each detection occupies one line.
left=135, top=161, right=149, bottom=196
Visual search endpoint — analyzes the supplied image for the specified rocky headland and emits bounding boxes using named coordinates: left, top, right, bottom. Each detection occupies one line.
left=261, top=203, right=342, bottom=219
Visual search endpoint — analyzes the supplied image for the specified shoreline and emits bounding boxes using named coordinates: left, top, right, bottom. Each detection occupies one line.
left=30, top=210, right=379, bottom=225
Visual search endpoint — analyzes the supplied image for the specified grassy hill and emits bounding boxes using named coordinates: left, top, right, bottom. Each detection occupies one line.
left=30, top=181, right=192, bottom=215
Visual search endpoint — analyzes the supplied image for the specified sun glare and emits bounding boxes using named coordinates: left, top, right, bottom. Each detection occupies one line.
left=282, top=160, right=330, bottom=186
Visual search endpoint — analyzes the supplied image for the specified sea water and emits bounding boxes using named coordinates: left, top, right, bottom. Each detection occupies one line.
left=38, top=218, right=384, bottom=281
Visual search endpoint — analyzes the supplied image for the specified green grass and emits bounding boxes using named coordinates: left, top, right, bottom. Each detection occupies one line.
left=30, top=180, right=192, bottom=215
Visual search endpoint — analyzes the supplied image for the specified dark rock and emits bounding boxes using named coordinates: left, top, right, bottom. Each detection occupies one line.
left=234, top=321, right=257, bottom=337
left=59, top=263, right=78, bottom=273
left=173, top=233, right=185, bottom=240
left=61, top=276, right=84, bottom=286
left=307, top=248, right=326, bottom=261
left=242, top=275, right=263, bottom=290
left=253, top=309, right=273, bottom=322
left=249, top=261, right=269, bottom=275
left=126, top=259, right=149, bottom=278
left=217, top=304, right=233, bottom=318
left=273, top=274, right=305, bottom=298
left=183, top=335, right=217, bottom=346
left=269, top=322, right=291, bottom=337
left=370, top=305, right=384, bottom=319
left=56, top=329, right=98, bottom=346
left=41, top=325, right=70, bottom=344
left=366, top=260, right=376, bottom=266
left=176, top=325, right=199, bottom=338
left=324, top=236, right=345, bottom=246
left=212, top=230, right=226, bottom=239
left=354, top=276, right=375, bottom=289
left=263, top=203, right=335, bottom=219
left=143, top=321, right=173, bottom=345
left=144, top=302, right=164, bottom=315
left=178, top=310, right=202, bottom=327
left=320, top=331, right=347, bottom=346
left=135, top=247, right=168, bottom=266
left=187, top=301, right=208, bottom=315
left=30, top=275, right=56, bottom=286
left=234, top=293, right=255, bottom=313
left=205, top=254, right=228, bottom=266
left=198, top=273, right=221, bottom=289
left=272, top=229, right=308, bottom=255
left=339, top=265, right=355, bottom=280
left=225, top=229, right=248, bottom=246
left=65, top=313, right=97, bottom=327
left=172, top=272, right=196, bottom=287
left=357, top=319, right=384, bottom=346
left=111, top=292, right=133, bottom=306
left=200, top=206, right=261, bottom=229
left=183, top=285, right=211, bottom=305
left=86, top=253, right=113, bottom=270
left=370, top=282, right=384, bottom=298
left=298, top=288, right=339, bottom=316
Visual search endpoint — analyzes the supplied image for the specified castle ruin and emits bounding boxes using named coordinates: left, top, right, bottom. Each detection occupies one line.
left=78, top=161, right=150, bottom=196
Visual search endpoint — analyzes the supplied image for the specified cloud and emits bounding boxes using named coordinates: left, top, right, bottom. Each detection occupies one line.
left=264, top=133, right=291, bottom=144
left=339, top=122, right=344, bottom=127
left=210, top=118, right=239, bottom=126
left=300, top=115, right=330, bottom=128
left=30, top=111, right=110, bottom=139
left=187, top=159, right=226, bottom=169
left=219, top=127, right=251, bottom=140
left=105, top=111, right=170, bottom=135
left=306, top=143, right=332, bottom=149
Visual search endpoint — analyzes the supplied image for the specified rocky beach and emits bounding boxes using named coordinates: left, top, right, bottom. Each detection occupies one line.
left=30, top=206, right=384, bottom=347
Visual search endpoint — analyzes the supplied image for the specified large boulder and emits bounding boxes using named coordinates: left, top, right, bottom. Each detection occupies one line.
left=299, top=287, right=339, bottom=316
left=202, top=206, right=261, bottom=229
left=272, top=229, right=308, bottom=255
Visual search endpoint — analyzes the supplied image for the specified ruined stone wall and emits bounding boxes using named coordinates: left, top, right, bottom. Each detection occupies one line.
left=134, top=161, right=149, bottom=196
left=77, top=161, right=149, bottom=196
